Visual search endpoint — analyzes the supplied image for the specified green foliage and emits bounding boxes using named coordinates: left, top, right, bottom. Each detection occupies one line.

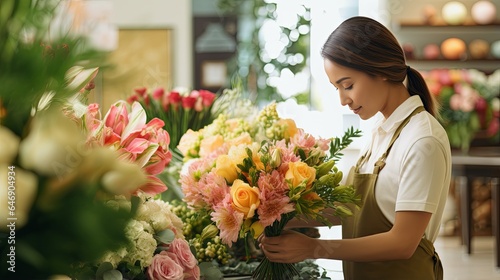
left=0, top=1, right=131, bottom=279
left=0, top=0, right=106, bottom=136
left=329, top=127, right=363, bottom=160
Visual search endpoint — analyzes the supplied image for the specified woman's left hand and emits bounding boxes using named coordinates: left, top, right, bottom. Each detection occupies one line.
left=259, top=230, right=318, bottom=263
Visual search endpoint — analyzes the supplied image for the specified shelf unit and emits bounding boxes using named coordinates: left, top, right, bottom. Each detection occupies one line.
left=392, top=21, right=500, bottom=72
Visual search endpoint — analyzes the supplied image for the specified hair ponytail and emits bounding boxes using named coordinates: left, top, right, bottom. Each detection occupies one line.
left=406, top=67, right=439, bottom=117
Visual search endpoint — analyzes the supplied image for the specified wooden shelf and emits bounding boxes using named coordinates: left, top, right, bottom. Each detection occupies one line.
left=398, top=20, right=500, bottom=27
left=407, top=59, right=500, bottom=62
left=407, top=59, right=500, bottom=72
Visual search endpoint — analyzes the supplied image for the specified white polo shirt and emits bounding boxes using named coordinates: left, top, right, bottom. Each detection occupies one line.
left=357, top=95, right=452, bottom=242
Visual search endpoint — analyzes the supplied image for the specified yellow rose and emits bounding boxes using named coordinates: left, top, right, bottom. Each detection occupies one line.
left=285, top=161, right=316, bottom=188
left=199, top=134, right=224, bottom=157
left=278, top=118, right=298, bottom=139
left=230, top=179, right=260, bottom=218
left=214, top=155, right=238, bottom=183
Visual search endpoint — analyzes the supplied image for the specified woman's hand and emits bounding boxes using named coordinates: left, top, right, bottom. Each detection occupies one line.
left=259, top=230, right=318, bottom=263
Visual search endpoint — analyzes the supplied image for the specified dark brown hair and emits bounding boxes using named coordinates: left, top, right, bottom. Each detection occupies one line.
left=321, top=16, right=438, bottom=117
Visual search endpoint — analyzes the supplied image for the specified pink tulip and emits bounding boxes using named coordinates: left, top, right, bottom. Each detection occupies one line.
left=152, top=87, right=165, bottom=100
left=199, top=89, right=216, bottom=107
left=168, top=91, right=182, bottom=105
left=182, top=96, right=196, bottom=109
left=134, top=87, right=147, bottom=97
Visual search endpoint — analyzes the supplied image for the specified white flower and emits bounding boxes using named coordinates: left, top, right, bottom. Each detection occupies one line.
left=123, top=220, right=157, bottom=268
left=0, top=126, right=20, bottom=165
left=99, top=246, right=128, bottom=268
left=0, top=165, right=38, bottom=229
left=101, top=161, right=147, bottom=194
left=18, top=108, right=85, bottom=176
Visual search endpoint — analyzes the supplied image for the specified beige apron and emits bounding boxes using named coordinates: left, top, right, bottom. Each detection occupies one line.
left=341, top=106, right=444, bottom=280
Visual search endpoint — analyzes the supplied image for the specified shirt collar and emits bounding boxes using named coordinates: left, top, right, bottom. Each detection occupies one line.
left=377, top=95, right=424, bottom=134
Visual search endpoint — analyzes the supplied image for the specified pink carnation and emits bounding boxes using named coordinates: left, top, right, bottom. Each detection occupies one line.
left=198, top=173, right=230, bottom=209
left=211, top=196, right=244, bottom=246
left=257, top=171, right=295, bottom=226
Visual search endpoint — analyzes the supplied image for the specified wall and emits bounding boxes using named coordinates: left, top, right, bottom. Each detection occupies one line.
left=109, top=0, right=192, bottom=88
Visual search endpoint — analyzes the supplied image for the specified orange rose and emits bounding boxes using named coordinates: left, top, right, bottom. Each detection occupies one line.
left=285, top=161, right=316, bottom=188
left=214, top=155, right=238, bottom=183
left=230, top=179, right=260, bottom=218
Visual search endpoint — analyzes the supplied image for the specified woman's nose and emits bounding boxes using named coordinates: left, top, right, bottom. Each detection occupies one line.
left=339, top=91, right=350, bottom=107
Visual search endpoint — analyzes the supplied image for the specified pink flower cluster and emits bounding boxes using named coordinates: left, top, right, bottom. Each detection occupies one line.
left=84, top=100, right=172, bottom=195
left=180, top=124, right=332, bottom=246
left=147, top=238, right=200, bottom=280
left=423, top=69, right=499, bottom=137
left=127, top=87, right=217, bottom=112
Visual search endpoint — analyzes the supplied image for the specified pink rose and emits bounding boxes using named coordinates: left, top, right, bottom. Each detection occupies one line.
left=147, top=251, right=184, bottom=280
left=168, top=239, right=198, bottom=269
left=184, top=265, right=201, bottom=280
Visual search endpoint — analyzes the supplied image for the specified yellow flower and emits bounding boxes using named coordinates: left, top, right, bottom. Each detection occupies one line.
left=227, top=142, right=263, bottom=170
left=199, top=134, right=224, bottom=157
left=250, top=221, right=264, bottom=238
left=285, top=161, right=316, bottom=188
left=278, top=118, right=298, bottom=139
left=230, top=179, right=260, bottom=218
left=214, top=155, right=238, bottom=183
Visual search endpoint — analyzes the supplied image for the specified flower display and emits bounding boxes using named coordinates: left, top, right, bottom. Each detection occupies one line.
left=423, top=69, right=500, bottom=152
left=179, top=103, right=362, bottom=280
left=126, top=86, right=217, bottom=160
left=177, top=102, right=293, bottom=162
left=73, top=194, right=201, bottom=280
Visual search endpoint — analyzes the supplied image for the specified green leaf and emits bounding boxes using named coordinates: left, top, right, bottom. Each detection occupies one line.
left=103, top=269, right=123, bottom=280
left=96, top=262, right=114, bottom=279
left=155, top=228, right=175, bottom=244
left=199, top=261, right=224, bottom=280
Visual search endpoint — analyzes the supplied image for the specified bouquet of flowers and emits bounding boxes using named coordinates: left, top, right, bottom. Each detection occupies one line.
left=179, top=103, right=362, bottom=280
left=423, top=69, right=500, bottom=152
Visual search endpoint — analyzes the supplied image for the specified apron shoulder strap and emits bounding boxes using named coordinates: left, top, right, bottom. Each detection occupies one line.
left=372, top=106, right=425, bottom=174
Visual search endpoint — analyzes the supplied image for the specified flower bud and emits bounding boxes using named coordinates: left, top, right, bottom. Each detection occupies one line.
left=200, top=224, right=219, bottom=241
left=270, top=148, right=282, bottom=168
left=315, top=159, right=335, bottom=177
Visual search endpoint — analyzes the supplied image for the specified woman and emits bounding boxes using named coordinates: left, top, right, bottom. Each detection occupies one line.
left=259, top=16, right=451, bottom=280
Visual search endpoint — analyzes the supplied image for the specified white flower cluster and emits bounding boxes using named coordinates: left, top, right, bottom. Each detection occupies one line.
left=99, top=194, right=186, bottom=269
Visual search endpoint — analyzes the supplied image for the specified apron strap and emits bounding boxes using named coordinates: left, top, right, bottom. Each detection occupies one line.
left=354, top=106, right=425, bottom=174
left=373, top=106, right=425, bottom=174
